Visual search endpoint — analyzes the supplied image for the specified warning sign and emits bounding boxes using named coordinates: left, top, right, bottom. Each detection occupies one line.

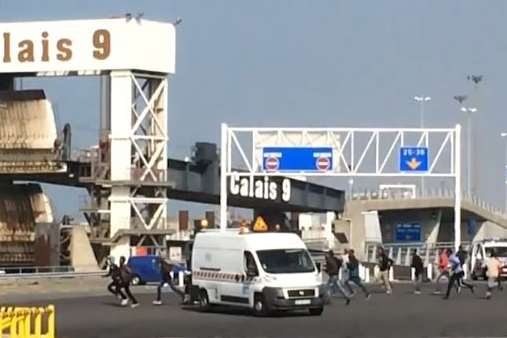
left=253, top=216, right=268, bottom=232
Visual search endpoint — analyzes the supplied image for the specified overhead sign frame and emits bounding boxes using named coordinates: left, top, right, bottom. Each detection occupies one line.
left=220, top=124, right=462, bottom=251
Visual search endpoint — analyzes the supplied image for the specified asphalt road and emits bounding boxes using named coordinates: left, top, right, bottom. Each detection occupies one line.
left=7, top=282, right=507, bottom=338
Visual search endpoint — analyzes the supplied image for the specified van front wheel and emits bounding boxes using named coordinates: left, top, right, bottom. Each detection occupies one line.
left=253, top=294, right=270, bottom=317
left=198, top=289, right=211, bottom=312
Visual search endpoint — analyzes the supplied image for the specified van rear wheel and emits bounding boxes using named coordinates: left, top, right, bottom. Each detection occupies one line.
left=198, top=289, right=211, bottom=312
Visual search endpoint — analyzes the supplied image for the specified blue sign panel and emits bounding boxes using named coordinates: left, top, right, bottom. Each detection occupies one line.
left=399, top=147, right=429, bottom=172
left=395, top=223, right=421, bottom=242
left=262, top=147, right=333, bottom=172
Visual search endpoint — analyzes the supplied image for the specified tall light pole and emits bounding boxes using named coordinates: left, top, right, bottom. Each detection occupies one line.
left=454, top=95, right=468, bottom=195
left=501, top=132, right=507, bottom=212
left=460, top=106, right=477, bottom=197
left=467, top=75, right=483, bottom=198
left=413, top=96, right=431, bottom=194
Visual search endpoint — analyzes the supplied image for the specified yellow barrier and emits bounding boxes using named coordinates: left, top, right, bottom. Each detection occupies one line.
left=0, top=305, right=55, bottom=338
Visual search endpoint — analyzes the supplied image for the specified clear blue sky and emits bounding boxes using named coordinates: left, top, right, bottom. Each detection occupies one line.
left=1, top=1, right=506, bottom=219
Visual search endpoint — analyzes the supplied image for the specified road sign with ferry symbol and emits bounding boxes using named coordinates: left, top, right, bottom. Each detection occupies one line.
left=399, top=147, right=428, bottom=172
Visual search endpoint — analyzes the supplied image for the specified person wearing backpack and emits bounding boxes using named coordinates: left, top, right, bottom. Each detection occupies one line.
left=376, top=247, right=393, bottom=294
left=119, top=256, right=139, bottom=308
left=105, top=257, right=126, bottom=302
left=324, top=250, right=351, bottom=305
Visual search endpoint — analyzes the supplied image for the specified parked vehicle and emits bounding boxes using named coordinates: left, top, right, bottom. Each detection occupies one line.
left=470, top=240, right=507, bottom=280
left=190, top=229, right=325, bottom=316
left=127, top=255, right=188, bottom=285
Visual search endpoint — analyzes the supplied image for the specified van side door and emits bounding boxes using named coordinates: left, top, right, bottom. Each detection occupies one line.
left=220, top=251, right=258, bottom=306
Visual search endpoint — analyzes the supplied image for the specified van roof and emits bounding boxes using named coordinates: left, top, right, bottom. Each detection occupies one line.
left=194, top=230, right=306, bottom=251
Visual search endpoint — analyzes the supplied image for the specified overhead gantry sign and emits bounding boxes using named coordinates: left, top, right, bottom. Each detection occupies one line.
left=220, top=124, right=463, bottom=251
left=0, top=18, right=176, bottom=260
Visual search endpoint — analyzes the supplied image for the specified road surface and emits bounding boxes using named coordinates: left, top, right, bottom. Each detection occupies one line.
left=5, top=282, right=507, bottom=338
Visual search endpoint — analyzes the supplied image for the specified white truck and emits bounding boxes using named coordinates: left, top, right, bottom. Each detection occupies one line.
left=470, top=239, right=507, bottom=280
left=190, top=229, right=325, bottom=316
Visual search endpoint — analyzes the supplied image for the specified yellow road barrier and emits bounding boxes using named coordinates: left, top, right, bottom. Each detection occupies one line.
left=0, top=305, right=55, bottom=338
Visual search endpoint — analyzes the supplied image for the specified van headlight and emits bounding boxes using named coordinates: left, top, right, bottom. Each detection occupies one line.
left=263, top=274, right=278, bottom=283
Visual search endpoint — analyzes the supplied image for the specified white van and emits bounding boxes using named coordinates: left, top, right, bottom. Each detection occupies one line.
left=470, top=239, right=507, bottom=280
left=190, top=230, right=325, bottom=316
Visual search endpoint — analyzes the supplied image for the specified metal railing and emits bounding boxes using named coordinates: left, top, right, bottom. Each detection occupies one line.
left=364, top=241, right=471, bottom=267
left=0, top=265, right=104, bottom=279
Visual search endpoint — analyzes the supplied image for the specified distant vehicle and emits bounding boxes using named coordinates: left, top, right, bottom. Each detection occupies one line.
left=127, top=255, right=188, bottom=285
left=470, top=240, right=507, bottom=280
left=190, top=230, right=325, bottom=316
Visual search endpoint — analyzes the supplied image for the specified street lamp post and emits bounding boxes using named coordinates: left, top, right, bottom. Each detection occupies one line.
left=501, top=132, right=507, bottom=213
left=413, top=96, right=431, bottom=195
left=460, top=106, right=477, bottom=197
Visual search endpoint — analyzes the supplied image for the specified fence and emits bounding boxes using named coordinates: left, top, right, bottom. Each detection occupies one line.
left=365, top=241, right=466, bottom=266
left=0, top=305, right=55, bottom=338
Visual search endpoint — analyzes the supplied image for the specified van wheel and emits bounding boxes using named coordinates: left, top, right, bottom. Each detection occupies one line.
left=253, top=294, right=270, bottom=317
left=131, top=275, right=141, bottom=286
left=198, top=289, right=211, bottom=312
left=309, top=307, right=324, bottom=316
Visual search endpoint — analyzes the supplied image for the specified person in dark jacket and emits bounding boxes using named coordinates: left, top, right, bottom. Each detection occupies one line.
left=105, top=257, right=126, bottom=302
left=411, top=249, right=424, bottom=294
left=376, top=247, right=393, bottom=294
left=344, top=250, right=370, bottom=299
left=456, top=245, right=468, bottom=291
left=325, top=250, right=351, bottom=305
left=119, top=256, right=139, bottom=308
left=153, top=258, right=186, bottom=305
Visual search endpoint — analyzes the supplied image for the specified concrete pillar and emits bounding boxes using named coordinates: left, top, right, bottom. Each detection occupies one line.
left=109, top=71, right=133, bottom=260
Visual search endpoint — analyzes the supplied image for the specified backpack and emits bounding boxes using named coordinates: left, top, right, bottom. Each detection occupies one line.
left=120, top=265, right=133, bottom=284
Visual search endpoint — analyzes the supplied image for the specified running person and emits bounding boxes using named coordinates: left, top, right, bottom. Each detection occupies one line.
left=411, top=249, right=424, bottom=295
left=345, top=250, right=370, bottom=299
left=119, top=256, right=140, bottom=308
left=485, top=250, right=502, bottom=300
left=153, top=258, right=186, bottom=305
left=324, top=250, right=351, bottom=305
left=434, top=248, right=450, bottom=294
left=376, top=247, right=393, bottom=294
left=105, top=257, right=126, bottom=302
left=443, top=250, right=474, bottom=299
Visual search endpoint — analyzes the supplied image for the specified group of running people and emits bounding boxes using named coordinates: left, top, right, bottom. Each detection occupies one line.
left=105, top=256, right=188, bottom=308
left=105, top=244, right=503, bottom=308
left=324, top=245, right=504, bottom=304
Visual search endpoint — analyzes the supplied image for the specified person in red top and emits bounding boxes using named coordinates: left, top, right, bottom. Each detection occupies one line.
left=434, top=248, right=450, bottom=294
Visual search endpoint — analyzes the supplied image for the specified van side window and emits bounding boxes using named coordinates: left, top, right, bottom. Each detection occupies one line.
left=244, top=251, right=258, bottom=275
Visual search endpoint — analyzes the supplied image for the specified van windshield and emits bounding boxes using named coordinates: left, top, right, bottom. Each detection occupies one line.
left=256, top=249, right=315, bottom=274
left=486, top=247, right=507, bottom=257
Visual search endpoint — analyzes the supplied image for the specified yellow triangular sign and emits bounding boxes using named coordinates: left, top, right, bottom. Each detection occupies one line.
left=253, top=216, right=268, bottom=232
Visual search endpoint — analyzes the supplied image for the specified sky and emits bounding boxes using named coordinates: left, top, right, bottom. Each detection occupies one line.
left=0, top=0, right=507, bottom=219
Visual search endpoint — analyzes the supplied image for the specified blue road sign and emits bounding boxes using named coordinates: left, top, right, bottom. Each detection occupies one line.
left=399, top=147, right=429, bottom=172
left=395, top=223, right=421, bottom=242
left=262, top=147, right=333, bottom=172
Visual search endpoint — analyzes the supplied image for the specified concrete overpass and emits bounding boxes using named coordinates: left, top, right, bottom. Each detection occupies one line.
left=334, top=190, right=507, bottom=259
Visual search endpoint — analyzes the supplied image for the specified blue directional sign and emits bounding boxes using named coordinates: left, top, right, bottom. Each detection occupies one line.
left=262, top=147, right=333, bottom=172
left=399, top=147, right=429, bottom=172
left=395, top=223, right=421, bottom=242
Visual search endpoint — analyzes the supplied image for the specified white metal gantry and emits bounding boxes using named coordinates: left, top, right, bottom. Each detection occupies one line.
left=220, top=124, right=462, bottom=251
left=0, top=18, right=176, bottom=260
